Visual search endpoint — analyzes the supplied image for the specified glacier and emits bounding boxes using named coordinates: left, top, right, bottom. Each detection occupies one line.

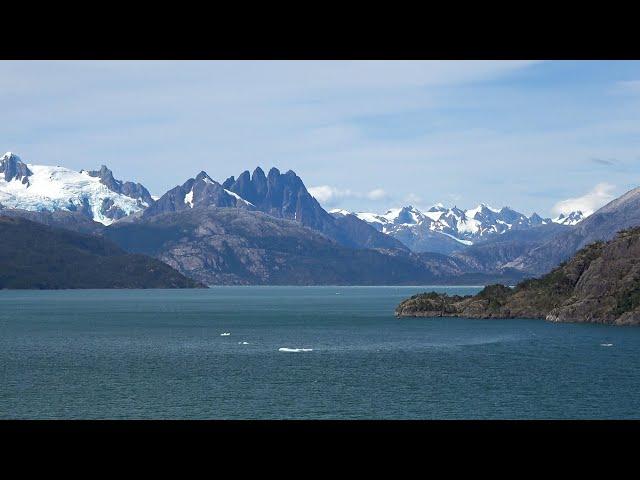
left=0, top=152, right=149, bottom=225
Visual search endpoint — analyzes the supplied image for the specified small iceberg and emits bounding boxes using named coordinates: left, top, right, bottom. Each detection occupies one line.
left=238, top=341, right=249, bottom=345
left=600, top=343, right=614, bottom=347
left=279, top=347, right=313, bottom=353
left=220, top=332, right=231, bottom=336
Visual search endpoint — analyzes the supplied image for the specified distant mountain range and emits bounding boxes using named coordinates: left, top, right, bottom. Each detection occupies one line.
left=331, top=204, right=585, bottom=254
left=0, top=150, right=637, bottom=287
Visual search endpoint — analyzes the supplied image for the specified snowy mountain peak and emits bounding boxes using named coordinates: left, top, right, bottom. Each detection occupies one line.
left=352, top=203, right=554, bottom=254
left=553, top=210, right=585, bottom=226
left=143, top=170, right=254, bottom=217
left=529, top=212, right=548, bottom=225
left=0, top=153, right=153, bottom=225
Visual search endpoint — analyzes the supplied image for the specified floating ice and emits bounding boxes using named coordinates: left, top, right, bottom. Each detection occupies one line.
left=600, top=343, right=613, bottom=347
left=278, top=347, right=313, bottom=352
left=220, top=332, right=231, bottom=336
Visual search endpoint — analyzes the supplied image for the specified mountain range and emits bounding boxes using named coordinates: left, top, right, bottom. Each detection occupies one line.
left=1, top=150, right=638, bottom=287
left=332, top=204, right=583, bottom=255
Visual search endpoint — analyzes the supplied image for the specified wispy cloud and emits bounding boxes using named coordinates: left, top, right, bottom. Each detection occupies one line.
left=404, top=193, right=422, bottom=204
left=612, top=80, right=640, bottom=94
left=590, top=157, right=618, bottom=166
left=551, top=183, right=616, bottom=216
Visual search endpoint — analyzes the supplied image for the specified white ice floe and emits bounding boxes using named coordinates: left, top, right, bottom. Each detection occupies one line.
left=600, top=343, right=613, bottom=347
left=278, top=347, right=313, bottom=352
left=220, top=332, right=231, bottom=336
left=238, top=341, right=249, bottom=345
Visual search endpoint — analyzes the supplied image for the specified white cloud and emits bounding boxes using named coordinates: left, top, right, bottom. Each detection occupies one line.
left=307, top=185, right=354, bottom=204
left=366, top=188, right=388, bottom=200
left=308, top=185, right=387, bottom=206
left=552, top=183, right=616, bottom=217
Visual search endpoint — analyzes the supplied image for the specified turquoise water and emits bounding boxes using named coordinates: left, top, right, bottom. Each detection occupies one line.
left=1, top=286, right=640, bottom=419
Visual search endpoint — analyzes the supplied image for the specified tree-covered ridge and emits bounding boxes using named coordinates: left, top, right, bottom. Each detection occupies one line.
left=396, top=227, right=640, bottom=326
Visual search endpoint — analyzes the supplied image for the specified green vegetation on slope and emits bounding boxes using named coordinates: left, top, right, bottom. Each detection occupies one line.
left=396, top=228, right=640, bottom=326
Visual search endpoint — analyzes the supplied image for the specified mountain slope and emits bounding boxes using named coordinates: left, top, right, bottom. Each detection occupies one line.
left=505, top=186, right=640, bottom=275
left=396, top=227, right=640, bottom=326
left=0, top=216, right=202, bottom=289
left=451, top=223, right=569, bottom=273
left=0, top=152, right=153, bottom=225
left=223, top=167, right=407, bottom=251
left=105, top=206, right=471, bottom=285
left=0, top=208, right=106, bottom=236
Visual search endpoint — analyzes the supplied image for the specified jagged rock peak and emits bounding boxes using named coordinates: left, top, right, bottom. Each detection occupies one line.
left=85, top=164, right=154, bottom=207
left=267, top=167, right=281, bottom=178
left=0, top=151, right=33, bottom=184
left=195, top=171, right=214, bottom=183
left=252, top=166, right=266, bottom=180
left=222, top=176, right=235, bottom=189
left=85, top=165, right=117, bottom=187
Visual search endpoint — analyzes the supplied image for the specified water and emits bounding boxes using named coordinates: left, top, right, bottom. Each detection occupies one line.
left=1, top=286, right=640, bottom=419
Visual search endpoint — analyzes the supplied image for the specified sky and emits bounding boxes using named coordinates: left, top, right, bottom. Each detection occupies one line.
left=2, top=60, right=640, bottom=217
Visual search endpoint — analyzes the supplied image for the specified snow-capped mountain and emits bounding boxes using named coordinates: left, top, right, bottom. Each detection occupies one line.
left=552, top=210, right=585, bottom=226
left=0, top=152, right=153, bottom=225
left=142, top=170, right=254, bottom=218
left=1, top=150, right=587, bottom=255
left=331, top=204, right=552, bottom=254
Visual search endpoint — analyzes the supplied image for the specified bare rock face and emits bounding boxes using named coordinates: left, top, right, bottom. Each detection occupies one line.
left=0, top=152, right=33, bottom=185
left=396, top=227, right=640, bottom=326
left=222, top=167, right=408, bottom=251
left=85, top=164, right=154, bottom=207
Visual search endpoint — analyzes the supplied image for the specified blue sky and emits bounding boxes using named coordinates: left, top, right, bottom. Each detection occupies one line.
left=2, top=60, right=639, bottom=216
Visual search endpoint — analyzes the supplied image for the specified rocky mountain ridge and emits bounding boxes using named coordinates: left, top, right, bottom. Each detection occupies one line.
left=395, top=227, right=640, bottom=326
